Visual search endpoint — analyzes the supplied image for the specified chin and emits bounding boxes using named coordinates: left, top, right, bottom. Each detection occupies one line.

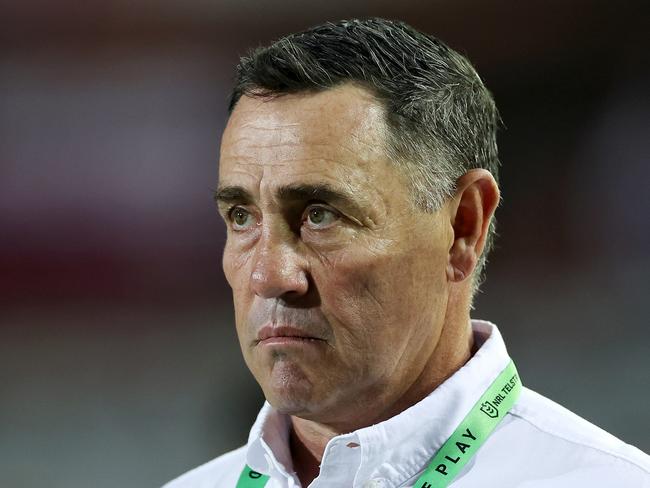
left=270, top=400, right=310, bottom=417
left=258, top=360, right=315, bottom=413
left=265, top=388, right=318, bottom=417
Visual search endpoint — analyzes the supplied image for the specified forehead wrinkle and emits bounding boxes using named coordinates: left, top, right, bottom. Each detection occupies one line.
left=231, top=104, right=381, bottom=140
left=232, top=141, right=330, bottom=150
left=225, top=114, right=386, bottom=165
left=224, top=156, right=359, bottom=168
left=223, top=121, right=303, bottom=145
left=224, top=137, right=381, bottom=166
left=236, top=120, right=302, bottom=129
left=227, top=126, right=303, bottom=142
left=229, top=140, right=380, bottom=162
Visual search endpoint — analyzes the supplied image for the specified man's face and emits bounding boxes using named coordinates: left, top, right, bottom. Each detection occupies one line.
left=218, top=84, right=454, bottom=424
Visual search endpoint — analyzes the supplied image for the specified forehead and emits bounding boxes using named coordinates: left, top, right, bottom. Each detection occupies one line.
left=219, top=85, right=396, bottom=192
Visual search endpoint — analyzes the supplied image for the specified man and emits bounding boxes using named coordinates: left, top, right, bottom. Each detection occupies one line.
left=165, top=18, right=649, bottom=488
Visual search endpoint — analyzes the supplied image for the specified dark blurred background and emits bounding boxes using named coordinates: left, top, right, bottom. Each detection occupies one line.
left=1, top=1, right=648, bottom=486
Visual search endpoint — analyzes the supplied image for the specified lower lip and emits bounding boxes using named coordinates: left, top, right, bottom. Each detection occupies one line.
left=258, top=337, right=323, bottom=346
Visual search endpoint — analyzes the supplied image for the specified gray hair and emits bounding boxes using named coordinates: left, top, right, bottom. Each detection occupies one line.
left=228, top=18, right=501, bottom=293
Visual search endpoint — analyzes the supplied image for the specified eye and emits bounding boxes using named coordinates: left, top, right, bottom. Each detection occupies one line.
left=228, top=206, right=256, bottom=230
left=303, top=205, right=339, bottom=228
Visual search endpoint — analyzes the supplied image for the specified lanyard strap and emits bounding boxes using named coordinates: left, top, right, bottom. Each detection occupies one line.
left=236, top=466, right=270, bottom=488
left=412, top=359, right=520, bottom=487
left=237, top=360, right=521, bottom=488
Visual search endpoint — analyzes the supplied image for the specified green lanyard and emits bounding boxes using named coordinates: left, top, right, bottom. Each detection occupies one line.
left=236, top=466, right=270, bottom=488
left=237, top=360, right=521, bottom=488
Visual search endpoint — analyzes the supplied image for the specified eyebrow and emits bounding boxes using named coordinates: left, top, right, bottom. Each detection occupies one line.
left=213, top=186, right=254, bottom=206
left=214, top=183, right=367, bottom=216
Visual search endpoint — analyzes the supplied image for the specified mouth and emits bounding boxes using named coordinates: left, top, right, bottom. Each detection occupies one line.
left=255, top=325, right=325, bottom=347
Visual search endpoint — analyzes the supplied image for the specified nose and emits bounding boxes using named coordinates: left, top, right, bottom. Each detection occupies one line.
left=250, top=230, right=309, bottom=299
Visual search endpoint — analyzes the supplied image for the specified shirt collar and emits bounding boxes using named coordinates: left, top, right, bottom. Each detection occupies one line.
left=245, top=320, right=511, bottom=486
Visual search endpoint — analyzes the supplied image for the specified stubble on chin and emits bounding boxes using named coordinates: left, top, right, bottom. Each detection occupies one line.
left=260, top=353, right=319, bottom=416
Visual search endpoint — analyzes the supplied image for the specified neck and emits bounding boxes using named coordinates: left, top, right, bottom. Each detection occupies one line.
left=289, top=417, right=336, bottom=487
left=289, top=311, right=474, bottom=486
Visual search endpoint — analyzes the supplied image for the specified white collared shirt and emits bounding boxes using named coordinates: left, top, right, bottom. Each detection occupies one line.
left=164, top=321, right=650, bottom=487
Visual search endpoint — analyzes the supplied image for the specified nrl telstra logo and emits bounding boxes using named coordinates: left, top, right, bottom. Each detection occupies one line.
left=480, top=401, right=499, bottom=418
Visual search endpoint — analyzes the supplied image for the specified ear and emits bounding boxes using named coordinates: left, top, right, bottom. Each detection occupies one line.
left=446, top=169, right=500, bottom=282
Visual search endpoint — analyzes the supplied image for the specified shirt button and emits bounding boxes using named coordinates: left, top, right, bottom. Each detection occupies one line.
left=362, top=479, right=387, bottom=488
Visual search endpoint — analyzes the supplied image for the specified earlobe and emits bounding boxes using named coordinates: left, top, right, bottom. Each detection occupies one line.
left=447, top=170, right=499, bottom=283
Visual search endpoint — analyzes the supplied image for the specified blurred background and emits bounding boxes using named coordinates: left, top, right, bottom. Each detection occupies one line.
left=1, top=0, right=648, bottom=486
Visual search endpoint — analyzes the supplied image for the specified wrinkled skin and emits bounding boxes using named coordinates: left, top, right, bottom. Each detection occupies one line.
left=217, top=84, right=460, bottom=428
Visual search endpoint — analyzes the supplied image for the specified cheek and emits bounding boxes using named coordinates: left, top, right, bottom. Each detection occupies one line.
left=223, top=243, right=258, bottom=317
left=316, top=252, right=396, bottom=354
left=222, top=241, right=254, bottom=283
left=319, top=242, right=448, bottom=347
left=223, top=247, right=256, bottom=343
